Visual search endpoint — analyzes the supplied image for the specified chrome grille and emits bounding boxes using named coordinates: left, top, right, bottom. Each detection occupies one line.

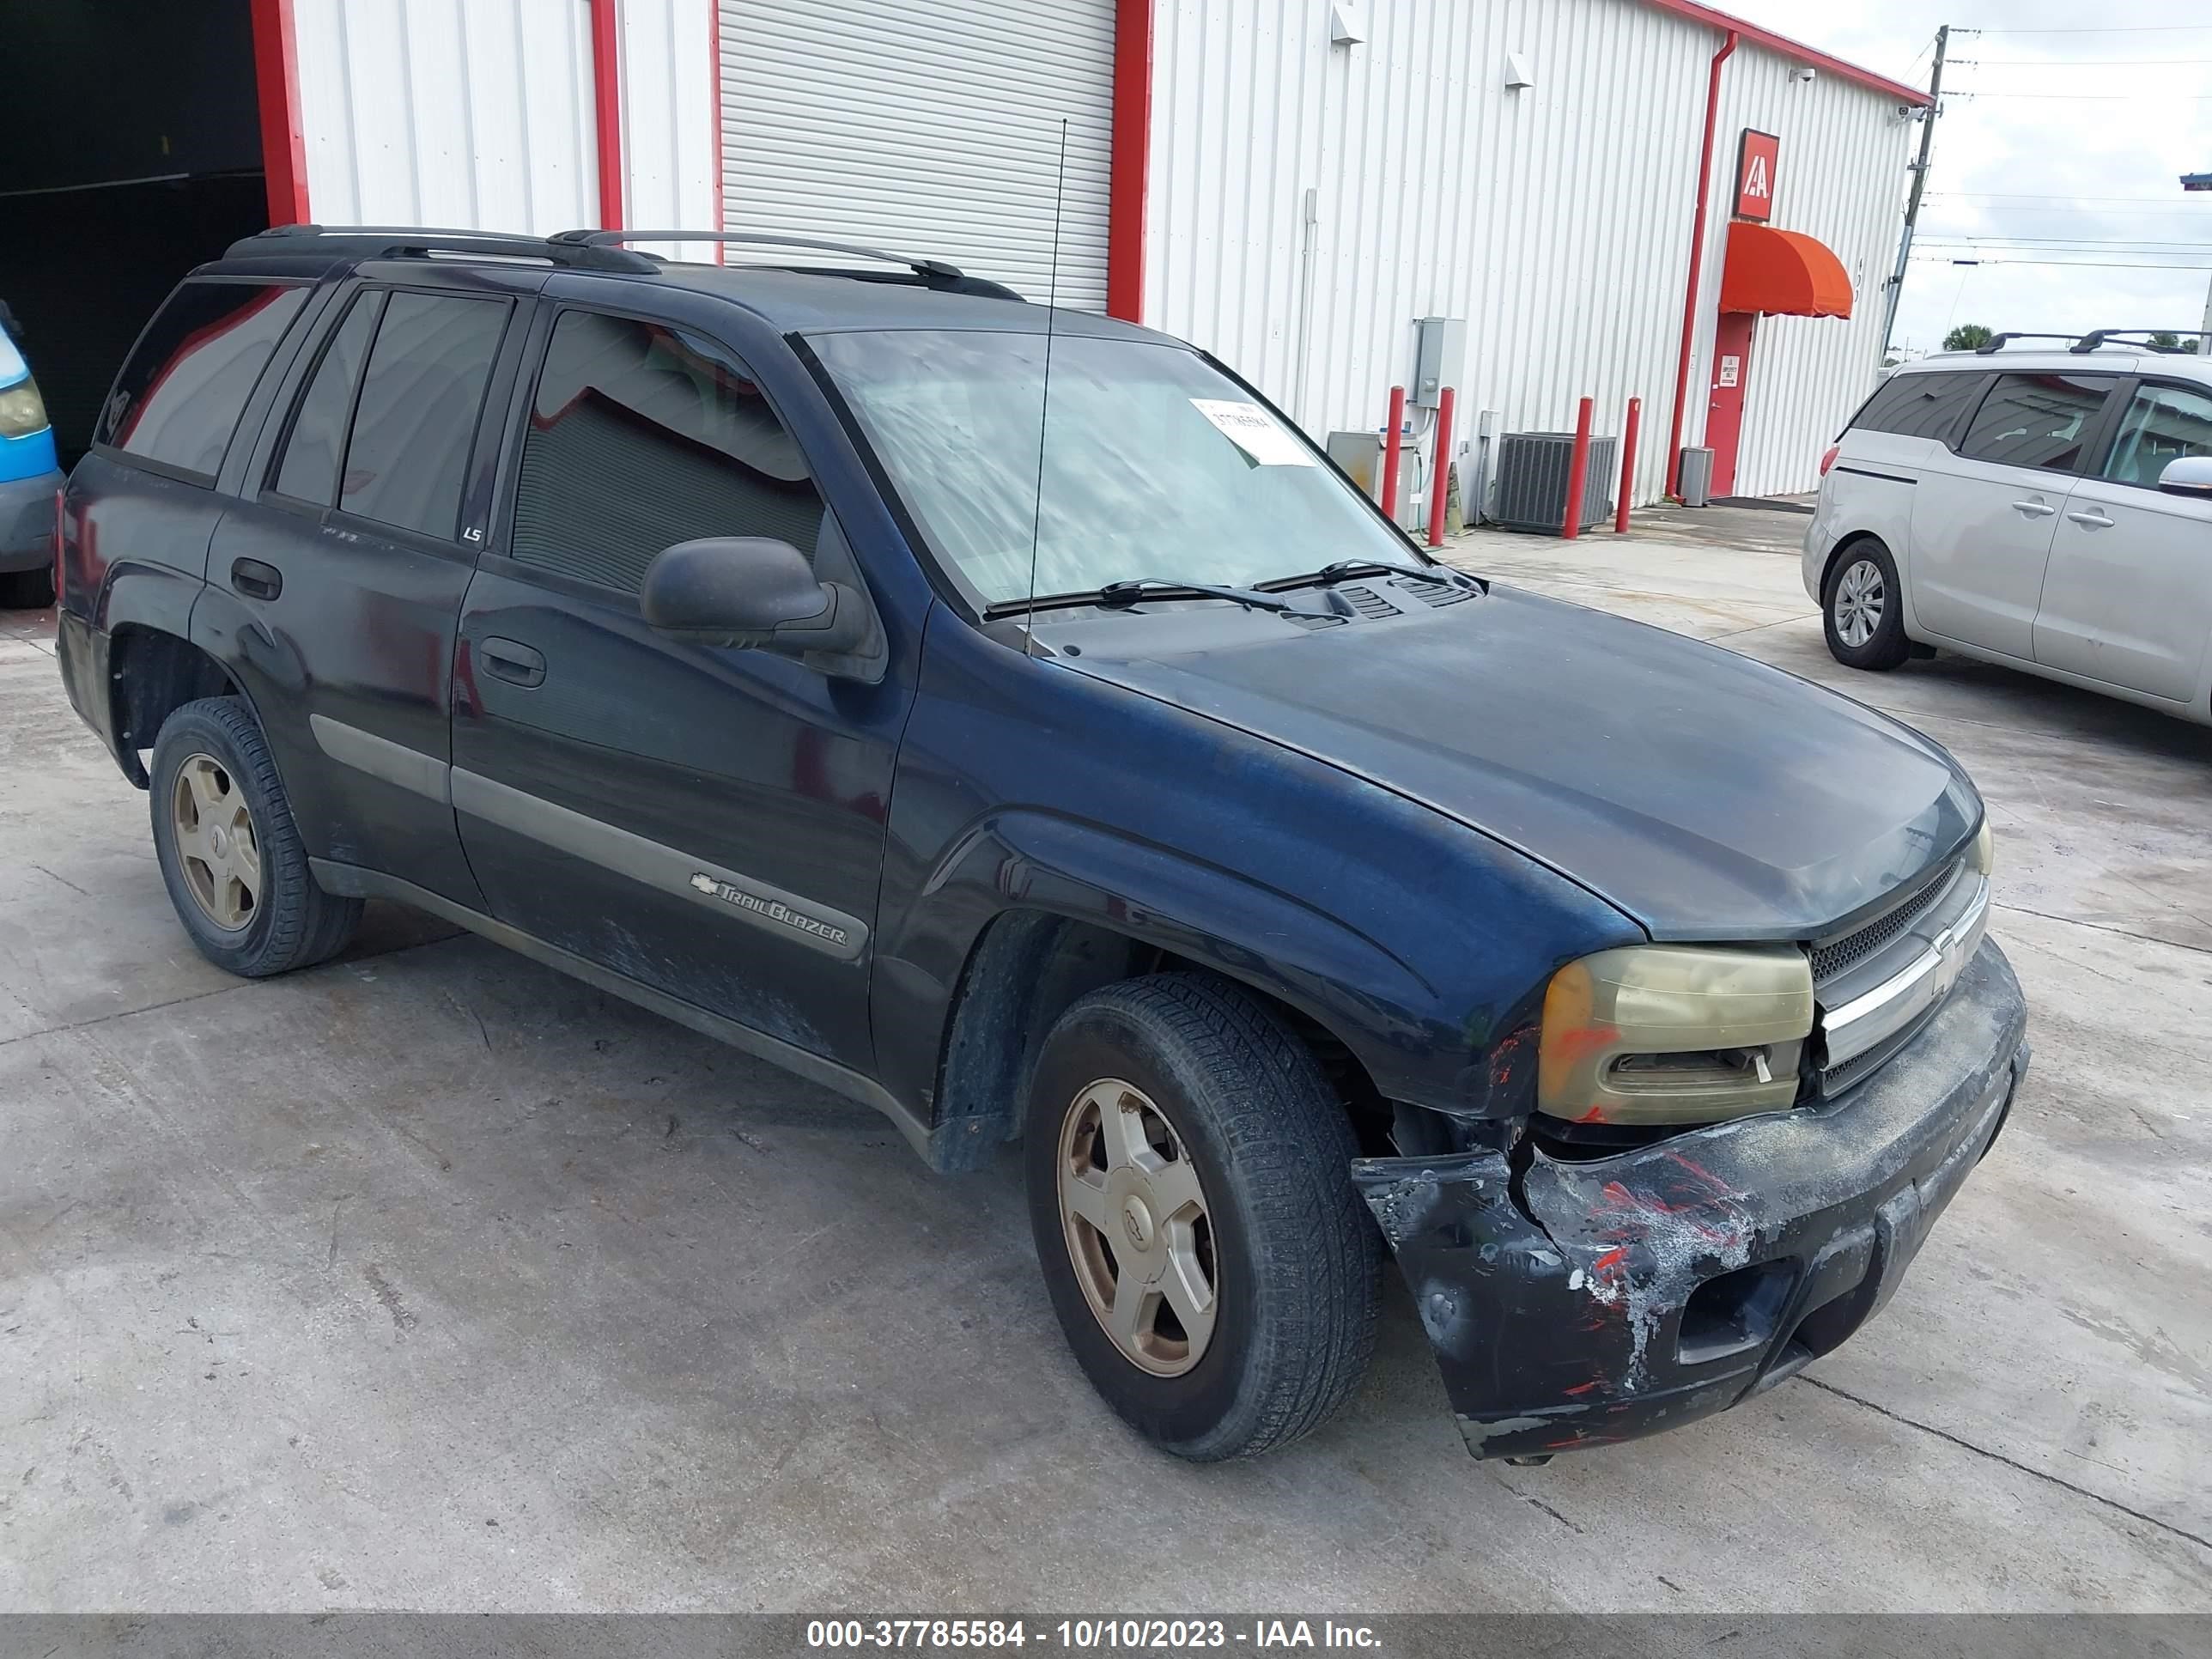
left=1811, top=860, right=1959, bottom=985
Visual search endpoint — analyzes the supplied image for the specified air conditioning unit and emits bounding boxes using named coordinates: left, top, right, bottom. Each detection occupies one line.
left=1492, top=431, right=1617, bottom=532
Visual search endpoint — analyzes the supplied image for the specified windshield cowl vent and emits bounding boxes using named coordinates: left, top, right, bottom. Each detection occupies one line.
left=1396, top=576, right=1474, bottom=608
left=1338, top=584, right=1403, bottom=619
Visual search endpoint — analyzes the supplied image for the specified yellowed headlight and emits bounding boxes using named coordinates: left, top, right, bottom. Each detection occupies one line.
left=1538, top=945, right=1814, bottom=1127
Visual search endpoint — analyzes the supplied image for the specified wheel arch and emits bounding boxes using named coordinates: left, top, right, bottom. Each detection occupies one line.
left=105, top=623, right=246, bottom=787
left=902, top=817, right=1431, bottom=1173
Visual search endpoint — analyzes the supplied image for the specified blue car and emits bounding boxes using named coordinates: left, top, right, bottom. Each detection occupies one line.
left=0, top=317, right=63, bottom=605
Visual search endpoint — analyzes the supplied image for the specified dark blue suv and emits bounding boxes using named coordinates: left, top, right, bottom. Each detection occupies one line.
left=57, top=226, right=2028, bottom=1464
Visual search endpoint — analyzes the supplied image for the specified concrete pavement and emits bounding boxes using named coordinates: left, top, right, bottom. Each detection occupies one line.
left=1, top=520, right=2207, bottom=1613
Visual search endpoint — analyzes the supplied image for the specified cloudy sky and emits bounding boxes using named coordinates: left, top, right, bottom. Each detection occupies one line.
left=1723, top=0, right=2212, bottom=356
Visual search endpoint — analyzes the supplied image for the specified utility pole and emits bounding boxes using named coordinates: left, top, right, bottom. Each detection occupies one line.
left=2186, top=173, right=2211, bottom=356
left=1881, top=24, right=1948, bottom=362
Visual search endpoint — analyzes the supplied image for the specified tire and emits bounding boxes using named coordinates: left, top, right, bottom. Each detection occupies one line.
left=1024, top=972, right=1382, bottom=1461
left=1822, top=539, right=1911, bottom=671
left=0, top=566, right=55, bottom=608
left=148, top=696, right=362, bottom=977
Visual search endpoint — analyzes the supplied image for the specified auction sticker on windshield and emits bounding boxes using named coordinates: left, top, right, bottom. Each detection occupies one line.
left=1190, top=398, right=1316, bottom=466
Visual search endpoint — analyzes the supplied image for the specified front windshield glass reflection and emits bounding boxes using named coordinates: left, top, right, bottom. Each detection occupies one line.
left=811, top=328, right=1407, bottom=605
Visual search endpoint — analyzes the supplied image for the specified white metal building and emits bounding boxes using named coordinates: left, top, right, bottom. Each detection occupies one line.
left=3, top=0, right=1927, bottom=504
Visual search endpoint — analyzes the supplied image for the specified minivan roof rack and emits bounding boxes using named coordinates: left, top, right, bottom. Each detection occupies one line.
left=2070, top=328, right=2211, bottom=354
left=1972, top=331, right=2083, bottom=354
left=548, top=229, right=1027, bottom=301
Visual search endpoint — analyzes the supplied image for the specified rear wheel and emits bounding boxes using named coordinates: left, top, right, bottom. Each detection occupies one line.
left=1823, top=540, right=1911, bottom=671
left=1024, top=974, right=1382, bottom=1461
left=149, top=697, right=362, bottom=977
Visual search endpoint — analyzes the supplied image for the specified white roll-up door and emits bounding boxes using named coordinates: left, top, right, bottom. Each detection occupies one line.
left=718, top=0, right=1115, bottom=309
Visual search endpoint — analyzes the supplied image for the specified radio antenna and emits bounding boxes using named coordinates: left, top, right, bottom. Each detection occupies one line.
left=1023, top=118, right=1069, bottom=659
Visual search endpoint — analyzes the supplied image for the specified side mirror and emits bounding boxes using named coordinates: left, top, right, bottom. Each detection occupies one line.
left=641, top=537, right=870, bottom=658
left=2157, top=454, right=2212, bottom=500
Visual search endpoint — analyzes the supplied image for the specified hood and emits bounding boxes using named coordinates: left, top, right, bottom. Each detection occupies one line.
left=1056, top=586, right=1979, bottom=940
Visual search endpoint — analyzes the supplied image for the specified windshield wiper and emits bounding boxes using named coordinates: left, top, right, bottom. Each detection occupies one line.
left=1261, top=557, right=1481, bottom=593
left=987, top=579, right=1334, bottom=620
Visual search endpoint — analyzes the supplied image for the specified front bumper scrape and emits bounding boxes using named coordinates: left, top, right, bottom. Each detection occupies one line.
left=1352, top=936, right=2029, bottom=1461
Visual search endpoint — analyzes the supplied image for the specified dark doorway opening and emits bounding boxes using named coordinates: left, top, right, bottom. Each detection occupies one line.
left=0, top=1, right=270, bottom=467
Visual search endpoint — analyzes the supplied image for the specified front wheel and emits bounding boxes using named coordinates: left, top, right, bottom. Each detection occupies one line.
left=1024, top=974, right=1382, bottom=1461
left=1823, top=540, right=1911, bottom=671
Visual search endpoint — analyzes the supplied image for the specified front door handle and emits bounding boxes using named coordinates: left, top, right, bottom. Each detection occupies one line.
left=2065, top=508, right=2116, bottom=529
left=478, top=635, right=546, bottom=688
left=230, top=557, right=283, bottom=600
left=2011, top=501, right=2058, bottom=519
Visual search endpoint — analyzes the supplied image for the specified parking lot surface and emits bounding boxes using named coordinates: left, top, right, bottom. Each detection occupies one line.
left=2, top=518, right=2208, bottom=1613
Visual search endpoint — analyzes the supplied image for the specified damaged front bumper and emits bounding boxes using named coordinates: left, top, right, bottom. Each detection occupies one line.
left=1352, top=936, right=2029, bottom=1461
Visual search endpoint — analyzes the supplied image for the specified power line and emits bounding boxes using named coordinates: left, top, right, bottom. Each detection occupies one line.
left=1954, top=56, right=2212, bottom=65
left=1917, top=235, right=2212, bottom=246
left=1911, top=256, right=2212, bottom=270
left=1929, top=191, right=2212, bottom=202
left=1945, top=89, right=2212, bottom=100
left=1954, top=23, right=2212, bottom=34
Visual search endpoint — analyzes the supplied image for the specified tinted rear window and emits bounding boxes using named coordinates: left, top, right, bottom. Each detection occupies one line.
left=1959, top=373, right=2114, bottom=473
left=336, top=292, right=510, bottom=540
left=1846, top=371, right=1984, bottom=442
left=102, top=281, right=308, bottom=478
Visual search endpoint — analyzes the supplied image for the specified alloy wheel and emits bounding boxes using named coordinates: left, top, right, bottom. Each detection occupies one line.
left=171, top=753, right=261, bottom=931
left=1057, top=1078, right=1219, bottom=1376
left=1834, top=557, right=1885, bottom=648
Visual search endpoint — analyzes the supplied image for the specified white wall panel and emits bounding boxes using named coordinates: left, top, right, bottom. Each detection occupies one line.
left=294, top=0, right=599, bottom=236
left=1145, top=0, right=1912, bottom=504
left=719, top=0, right=1115, bottom=308
left=620, top=0, right=722, bottom=261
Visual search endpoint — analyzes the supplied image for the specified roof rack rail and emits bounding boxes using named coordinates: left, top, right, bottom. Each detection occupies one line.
left=1972, top=331, right=2083, bottom=355
left=548, top=229, right=1025, bottom=301
left=2071, top=328, right=2212, bottom=355
left=226, top=224, right=658, bottom=272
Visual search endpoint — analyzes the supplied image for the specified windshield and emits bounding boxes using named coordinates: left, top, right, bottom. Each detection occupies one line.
left=811, top=329, right=1410, bottom=605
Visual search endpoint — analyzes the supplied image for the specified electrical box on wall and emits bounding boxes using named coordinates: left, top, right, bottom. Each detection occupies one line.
left=1412, top=317, right=1465, bottom=408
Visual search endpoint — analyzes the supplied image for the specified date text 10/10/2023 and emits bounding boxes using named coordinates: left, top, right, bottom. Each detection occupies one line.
left=805, top=1620, right=1384, bottom=1650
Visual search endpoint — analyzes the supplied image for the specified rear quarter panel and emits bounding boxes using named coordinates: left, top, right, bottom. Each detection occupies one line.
left=1809, top=430, right=1930, bottom=611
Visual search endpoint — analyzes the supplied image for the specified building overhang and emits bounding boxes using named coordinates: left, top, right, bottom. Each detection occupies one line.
left=1719, top=222, right=1853, bottom=318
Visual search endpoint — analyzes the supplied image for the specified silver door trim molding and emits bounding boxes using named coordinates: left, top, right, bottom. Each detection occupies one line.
left=447, top=767, right=870, bottom=962
left=308, top=714, right=453, bottom=804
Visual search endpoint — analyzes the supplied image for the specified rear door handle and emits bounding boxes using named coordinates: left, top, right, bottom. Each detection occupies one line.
left=229, top=557, right=283, bottom=600
left=2065, top=508, right=2116, bottom=529
left=2011, top=501, right=2058, bottom=518
left=478, top=635, right=546, bottom=688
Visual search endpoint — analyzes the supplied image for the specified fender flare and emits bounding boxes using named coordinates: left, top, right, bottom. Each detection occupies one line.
left=875, top=806, right=1465, bottom=1147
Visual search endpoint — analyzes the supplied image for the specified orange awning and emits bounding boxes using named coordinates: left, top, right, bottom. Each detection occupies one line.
left=1719, top=223, right=1853, bottom=319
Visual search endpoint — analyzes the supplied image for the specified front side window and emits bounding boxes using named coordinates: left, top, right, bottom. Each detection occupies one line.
left=336, top=292, right=511, bottom=539
left=508, top=310, right=824, bottom=594
left=1959, top=373, right=2114, bottom=473
left=810, top=329, right=1410, bottom=605
left=103, top=281, right=308, bottom=478
left=2100, top=383, right=2212, bottom=489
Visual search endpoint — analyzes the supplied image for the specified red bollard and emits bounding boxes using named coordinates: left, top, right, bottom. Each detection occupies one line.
left=1380, top=386, right=1407, bottom=520
left=1615, top=397, right=1641, bottom=534
left=1426, top=386, right=1455, bottom=549
left=1561, top=396, right=1595, bottom=540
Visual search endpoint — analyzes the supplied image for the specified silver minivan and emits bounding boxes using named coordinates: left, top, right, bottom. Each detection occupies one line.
left=1804, top=334, right=2212, bottom=722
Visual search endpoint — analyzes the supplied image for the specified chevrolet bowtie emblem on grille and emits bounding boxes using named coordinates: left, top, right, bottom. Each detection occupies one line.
left=689, top=872, right=852, bottom=948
